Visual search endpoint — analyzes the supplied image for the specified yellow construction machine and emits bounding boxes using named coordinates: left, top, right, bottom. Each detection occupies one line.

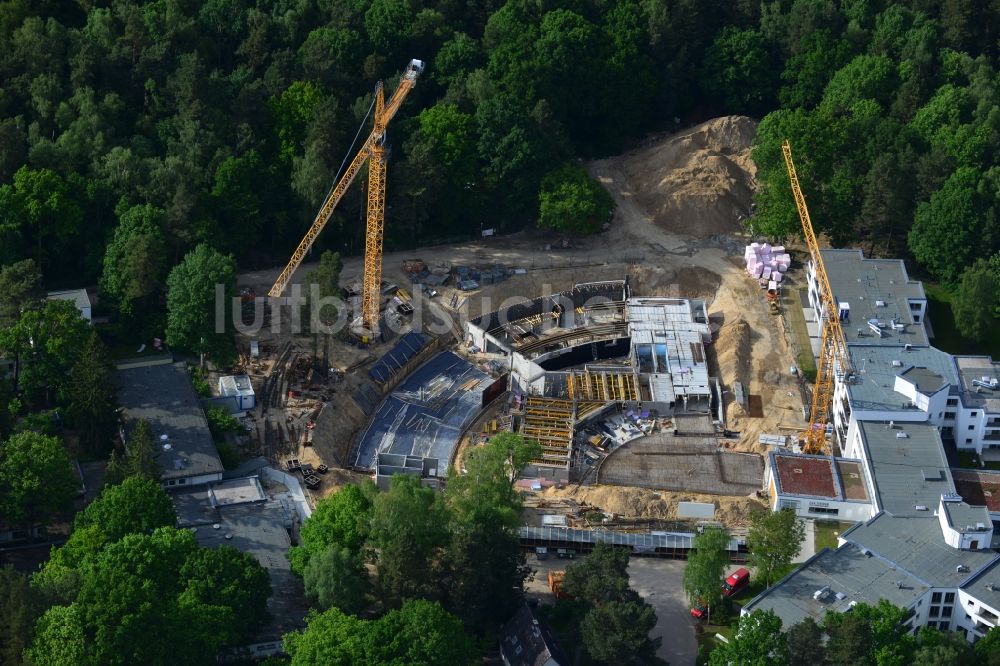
left=268, top=59, right=425, bottom=342
left=781, top=140, right=852, bottom=455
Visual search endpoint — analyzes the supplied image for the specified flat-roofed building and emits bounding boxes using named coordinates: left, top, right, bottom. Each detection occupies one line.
left=765, top=452, right=874, bottom=522
left=117, top=361, right=224, bottom=489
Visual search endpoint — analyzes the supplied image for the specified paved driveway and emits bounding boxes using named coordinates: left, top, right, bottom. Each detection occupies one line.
left=525, top=555, right=697, bottom=666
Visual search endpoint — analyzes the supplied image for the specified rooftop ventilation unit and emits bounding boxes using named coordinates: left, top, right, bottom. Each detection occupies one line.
left=891, top=360, right=902, bottom=367
left=956, top=564, right=969, bottom=573
left=875, top=300, right=886, bottom=307
left=915, top=505, right=928, bottom=511
left=904, top=343, right=913, bottom=351
left=973, top=378, right=999, bottom=390
left=896, top=432, right=909, bottom=439
left=988, top=583, right=997, bottom=592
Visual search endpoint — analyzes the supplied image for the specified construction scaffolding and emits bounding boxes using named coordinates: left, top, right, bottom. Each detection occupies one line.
left=521, top=397, right=575, bottom=468
left=565, top=369, right=640, bottom=402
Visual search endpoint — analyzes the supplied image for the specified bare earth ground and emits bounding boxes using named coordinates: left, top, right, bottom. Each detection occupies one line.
left=234, top=117, right=807, bottom=520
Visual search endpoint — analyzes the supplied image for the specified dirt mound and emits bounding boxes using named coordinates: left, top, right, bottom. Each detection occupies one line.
left=619, top=116, right=758, bottom=237
left=715, top=317, right=753, bottom=389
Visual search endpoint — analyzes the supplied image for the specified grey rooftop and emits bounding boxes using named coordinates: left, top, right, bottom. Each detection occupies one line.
left=742, top=544, right=928, bottom=627
left=841, top=514, right=1000, bottom=588
left=847, top=346, right=958, bottom=412
left=820, top=249, right=927, bottom=347
left=857, top=421, right=953, bottom=517
left=116, top=362, right=223, bottom=481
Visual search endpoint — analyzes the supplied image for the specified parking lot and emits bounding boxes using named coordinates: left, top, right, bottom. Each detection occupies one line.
left=525, top=554, right=698, bottom=666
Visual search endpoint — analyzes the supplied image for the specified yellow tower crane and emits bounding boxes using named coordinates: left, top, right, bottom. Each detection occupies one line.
left=268, top=59, right=425, bottom=338
left=781, top=140, right=852, bottom=455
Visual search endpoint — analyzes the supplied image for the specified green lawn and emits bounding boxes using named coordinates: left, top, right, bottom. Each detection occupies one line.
left=955, top=450, right=1000, bottom=471
left=814, top=520, right=854, bottom=552
left=696, top=622, right=734, bottom=664
left=925, top=284, right=1000, bottom=358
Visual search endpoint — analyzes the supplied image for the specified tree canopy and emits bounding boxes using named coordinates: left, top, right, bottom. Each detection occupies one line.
left=747, top=508, right=805, bottom=586
left=165, top=243, right=237, bottom=362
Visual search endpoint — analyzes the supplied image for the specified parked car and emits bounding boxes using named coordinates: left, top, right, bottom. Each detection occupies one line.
left=535, top=547, right=548, bottom=560
left=690, top=602, right=708, bottom=619
left=722, top=567, right=751, bottom=597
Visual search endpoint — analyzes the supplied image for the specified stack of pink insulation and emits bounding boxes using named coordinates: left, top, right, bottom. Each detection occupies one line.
left=745, top=243, right=792, bottom=285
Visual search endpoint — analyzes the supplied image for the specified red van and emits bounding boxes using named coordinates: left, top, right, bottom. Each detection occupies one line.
left=721, top=567, right=750, bottom=597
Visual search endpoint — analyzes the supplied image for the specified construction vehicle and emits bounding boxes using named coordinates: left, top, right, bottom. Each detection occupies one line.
left=268, top=59, right=425, bottom=342
left=781, top=140, right=852, bottom=455
left=548, top=570, right=573, bottom=599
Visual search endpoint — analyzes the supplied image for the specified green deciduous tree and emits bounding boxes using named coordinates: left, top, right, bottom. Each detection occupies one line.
left=290, top=481, right=376, bottom=575
left=0, top=259, right=44, bottom=327
left=709, top=609, right=787, bottom=666
left=369, top=474, right=448, bottom=606
left=747, top=508, right=805, bottom=586
left=0, top=299, right=91, bottom=404
left=0, top=166, right=83, bottom=275
left=786, top=616, right=826, bottom=666
left=954, top=259, right=1000, bottom=342
left=165, top=243, right=237, bottom=363
left=561, top=543, right=661, bottom=664
left=683, top=527, right=729, bottom=623
left=74, top=476, right=174, bottom=544
left=0, top=564, right=46, bottom=665
left=702, top=26, right=778, bottom=116
left=441, top=433, right=540, bottom=633
left=283, top=599, right=476, bottom=666
left=28, top=527, right=270, bottom=666
left=538, top=164, right=614, bottom=235
left=303, top=543, right=370, bottom=614
left=909, top=167, right=999, bottom=283
left=100, top=201, right=168, bottom=318
left=0, top=431, right=77, bottom=541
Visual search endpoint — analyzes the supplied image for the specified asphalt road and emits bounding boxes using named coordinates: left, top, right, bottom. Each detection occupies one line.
left=525, top=555, right=698, bottom=666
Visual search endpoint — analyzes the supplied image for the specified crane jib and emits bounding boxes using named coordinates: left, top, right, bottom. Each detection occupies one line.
left=267, top=60, right=425, bottom=302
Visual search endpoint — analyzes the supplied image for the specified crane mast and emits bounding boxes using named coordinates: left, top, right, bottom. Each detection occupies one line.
left=269, top=59, right=425, bottom=338
left=781, top=140, right=852, bottom=454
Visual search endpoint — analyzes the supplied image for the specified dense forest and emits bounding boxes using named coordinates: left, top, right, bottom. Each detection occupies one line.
left=3, top=0, right=999, bottom=303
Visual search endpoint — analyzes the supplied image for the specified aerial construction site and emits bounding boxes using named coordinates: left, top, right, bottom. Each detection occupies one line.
left=226, top=94, right=824, bottom=534
left=205, top=54, right=842, bottom=539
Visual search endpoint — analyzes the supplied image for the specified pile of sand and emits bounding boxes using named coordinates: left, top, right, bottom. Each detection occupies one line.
left=541, top=484, right=767, bottom=528
left=715, top=317, right=753, bottom=389
left=620, top=116, right=758, bottom=237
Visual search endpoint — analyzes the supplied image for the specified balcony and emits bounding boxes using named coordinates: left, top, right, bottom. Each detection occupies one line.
left=974, top=609, right=999, bottom=627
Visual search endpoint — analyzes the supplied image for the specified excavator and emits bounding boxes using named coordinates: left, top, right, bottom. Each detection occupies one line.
left=781, top=140, right=852, bottom=455
left=268, top=59, right=425, bottom=342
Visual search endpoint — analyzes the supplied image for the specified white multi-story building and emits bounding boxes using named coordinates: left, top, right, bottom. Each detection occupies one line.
left=805, top=249, right=1000, bottom=456
left=747, top=250, right=1000, bottom=645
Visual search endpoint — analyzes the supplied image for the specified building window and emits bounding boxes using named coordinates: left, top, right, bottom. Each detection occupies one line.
left=178, top=478, right=187, bottom=485
left=945, top=593, right=955, bottom=604
left=808, top=506, right=840, bottom=515
left=929, top=607, right=940, bottom=618
left=945, top=412, right=956, bottom=420
left=942, top=607, right=952, bottom=618
left=971, top=412, right=978, bottom=417
left=969, top=425, right=976, bottom=430
left=927, top=621, right=937, bottom=629
left=932, top=592, right=942, bottom=603
left=948, top=398, right=959, bottom=406
left=966, top=438, right=973, bottom=444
